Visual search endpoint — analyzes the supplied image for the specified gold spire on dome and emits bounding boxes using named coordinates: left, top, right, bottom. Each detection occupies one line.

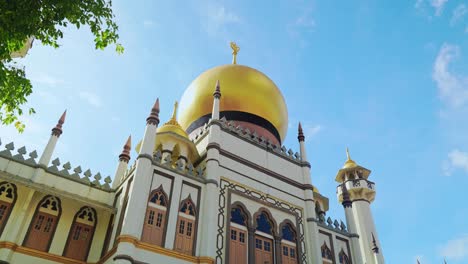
left=342, top=147, right=358, bottom=169
left=230, top=42, right=240, bottom=64
left=165, top=101, right=179, bottom=126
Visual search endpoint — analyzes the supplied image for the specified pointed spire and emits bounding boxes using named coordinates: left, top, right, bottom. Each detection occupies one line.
left=51, top=110, right=66, bottom=137
left=170, top=101, right=178, bottom=121
left=371, top=232, right=379, bottom=253
left=341, top=183, right=352, bottom=208
left=213, top=80, right=221, bottom=98
left=298, top=122, right=305, bottom=142
left=346, top=147, right=351, bottom=160
left=146, top=98, right=160, bottom=125
left=417, top=259, right=420, bottom=264
left=119, top=135, right=131, bottom=162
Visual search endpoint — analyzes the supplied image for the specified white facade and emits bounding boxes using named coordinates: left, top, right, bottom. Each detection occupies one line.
left=0, top=63, right=384, bottom=264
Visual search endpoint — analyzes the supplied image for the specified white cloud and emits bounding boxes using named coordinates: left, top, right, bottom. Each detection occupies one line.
left=304, top=124, right=322, bottom=138
left=431, top=0, right=448, bottom=16
left=439, top=235, right=468, bottom=261
left=30, top=73, right=64, bottom=87
left=432, top=43, right=468, bottom=107
left=78, top=91, right=102, bottom=108
left=143, top=20, right=155, bottom=28
left=415, top=0, right=448, bottom=16
left=295, top=12, right=316, bottom=31
left=201, top=6, right=241, bottom=35
left=443, top=149, right=468, bottom=176
left=451, top=4, right=468, bottom=25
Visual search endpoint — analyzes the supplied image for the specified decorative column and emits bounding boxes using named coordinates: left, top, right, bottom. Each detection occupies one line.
left=199, top=81, right=222, bottom=258
left=113, top=136, right=131, bottom=188
left=114, top=99, right=159, bottom=262
left=298, top=121, right=322, bottom=264
left=38, top=110, right=66, bottom=166
left=248, top=226, right=256, bottom=264
left=274, top=235, right=282, bottom=264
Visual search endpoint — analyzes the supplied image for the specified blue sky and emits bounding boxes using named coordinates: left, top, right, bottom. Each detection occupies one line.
left=2, top=0, right=468, bottom=263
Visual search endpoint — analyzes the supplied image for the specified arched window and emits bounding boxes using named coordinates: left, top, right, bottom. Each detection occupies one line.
left=0, top=182, right=17, bottom=237
left=254, top=211, right=275, bottom=264
left=174, top=196, right=196, bottom=255
left=142, top=187, right=168, bottom=246
left=63, top=207, right=97, bottom=261
left=338, top=249, right=350, bottom=264
left=23, top=195, right=61, bottom=252
left=229, top=205, right=248, bottom=264
left=281, top=223, right=297, bottom=264
left=321, top=242, right=333, bottom=262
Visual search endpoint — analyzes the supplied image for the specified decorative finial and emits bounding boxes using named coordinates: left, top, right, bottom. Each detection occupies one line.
left=119, top=135, right=131, bottom=162
left=146, top=98, right=160, bottom=125
left=213, top=80, right=221, bottom=98
left=230, top=41, right=240, bottom=64
left=171, top=101, right=178, bottom=121
left=298, top=122, right=305, bottom=142
left=52, top=110, right=67, bottom=137
left=371, top=232, right=379, bottom=253
left=346, top=147, right=351, bottom=160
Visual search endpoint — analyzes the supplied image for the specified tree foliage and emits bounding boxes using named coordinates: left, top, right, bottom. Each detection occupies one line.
left=0, top=0, right=123, bottom=132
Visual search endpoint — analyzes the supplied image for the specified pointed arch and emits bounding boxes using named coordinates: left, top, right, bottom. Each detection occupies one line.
left=174, top=195, right=197, bottom=255
left=321, top=242, right=333, bottom=260
left=0, top=182, right=17, bottom=237
left=338, top=249, right=350, bottom=264
left=23, top=195, right=62, bottom=252
left=228, top=201, right=251, bottom=264
left=63, top=206, right=97, bottom=261
left=253, top=208, right=277, bottom=264
left=279, top=220, right=298, bottom=264
left=141, top=185, right=169, bottom=246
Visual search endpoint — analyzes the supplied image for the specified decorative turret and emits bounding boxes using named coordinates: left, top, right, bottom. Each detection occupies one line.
left=336, top=148, right=383, bottom=264
left=113, top=136, right=131, bottom=188
left=39, top=110, right=66, bottom=166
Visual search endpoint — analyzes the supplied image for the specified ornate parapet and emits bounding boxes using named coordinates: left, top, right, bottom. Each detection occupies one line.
left=0, top=139, right=113, bottom=191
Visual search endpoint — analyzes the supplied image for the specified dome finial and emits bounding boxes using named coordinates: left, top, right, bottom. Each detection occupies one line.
left=171, top=101, right=178, bottom=121
left=230, top=41, right=240, bottom=64
left=346, top=147, right=351, bottom=160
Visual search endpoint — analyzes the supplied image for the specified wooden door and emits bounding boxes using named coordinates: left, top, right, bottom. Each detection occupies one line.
left=142, top=207, right=166, bottom=246
left=24, top=212, right=57, bottom=251
left=175, top=216, right=195, bottom=255
left=0, top=201, right=11, bottom=230
left=281, top=243, right=297, bottom=264
left=229, top=227, right=247, bottom=264
left=64, top=222, right=94, bottom=260
left=255, top=236, right=273, bottom=264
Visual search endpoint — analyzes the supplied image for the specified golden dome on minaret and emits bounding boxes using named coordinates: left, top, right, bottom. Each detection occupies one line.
left=342, top=147, right=358, bottom=169
left=178, top=42, right=288, bottom=144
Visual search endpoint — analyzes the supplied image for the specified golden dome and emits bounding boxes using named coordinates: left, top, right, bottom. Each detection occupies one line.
left=178, top=64, right=288, bottom=143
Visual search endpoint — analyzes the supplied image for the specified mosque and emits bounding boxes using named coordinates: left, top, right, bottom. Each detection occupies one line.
left=0, top=43, right=384, bottom=264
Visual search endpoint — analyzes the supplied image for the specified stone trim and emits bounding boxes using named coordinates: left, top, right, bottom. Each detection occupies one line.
left=0, top=241, right=85, bottom=264
left=217, top=148, right=315, bottom=192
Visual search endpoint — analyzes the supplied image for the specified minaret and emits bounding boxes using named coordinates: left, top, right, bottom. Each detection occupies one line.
left=336, top=148, right=384, bottom=264
left=297, top=122, right=323, bottom=264
left=38, top=110, right=66, bottom=166
left=199, top=80, right=222, bottom=258
left=298, top=122, right=307, bottom=161
left=118, top=98, right=159, bottom=238
left=112, top=136, right=131, bottom=188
